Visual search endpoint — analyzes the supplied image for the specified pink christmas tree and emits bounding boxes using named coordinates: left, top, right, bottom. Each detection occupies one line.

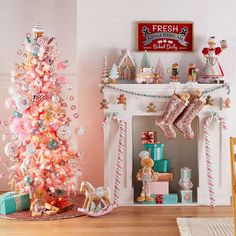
left=3, top=23, right=82, bottom=198
left=154, top=58, right=164, bottom=83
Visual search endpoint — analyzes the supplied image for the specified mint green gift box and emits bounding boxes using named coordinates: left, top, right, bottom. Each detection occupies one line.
left=154, top=159, right=170, bottom=173
left=0, top=192, right=30, bottom=215
left=144, top=143, right=164, bottom=161
left=162, top=194, right=178, bottom=204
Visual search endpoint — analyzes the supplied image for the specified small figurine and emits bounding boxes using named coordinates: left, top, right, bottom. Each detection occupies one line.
left=100, top=99, right=109, bottom=110
left=147, top=102, right=157, bottom=112
left=170, top=63, right=181, bottom=82
left=188, top=63, right=198, bottom=82
left=201, top=36, right=227, bottom=83
left=117, top=94, right=126, bottom=105
left=153, top=73, right=161, bottom=84
left=30, top=187, right=47, bottom=217
left=136, top=151, right=155, bottom=202
left=80, top=181, right=111, bottom=212
left=205, top=95, right=214, bottom=106
left=225, top=97, right=231, bottom=109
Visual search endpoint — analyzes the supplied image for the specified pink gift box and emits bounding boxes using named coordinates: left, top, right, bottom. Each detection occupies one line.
left=149, top=182, right=169, bottom=194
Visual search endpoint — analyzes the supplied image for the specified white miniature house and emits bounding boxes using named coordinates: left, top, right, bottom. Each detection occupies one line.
left=101, top=83, right=231, bottom=206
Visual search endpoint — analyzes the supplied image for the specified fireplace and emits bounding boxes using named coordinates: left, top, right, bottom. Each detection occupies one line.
left=101, top=83, right=230, bottom=205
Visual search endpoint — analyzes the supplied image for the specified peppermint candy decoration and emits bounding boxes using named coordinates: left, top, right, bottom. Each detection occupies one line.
left=16, top=95, right=30, bottom=111
left=37, top=37, right=47, bottom=46
left=37, top=93, right=45, bottom=101
left=56, top=125, right=72, bottom=141
left=4, top=142, right=18, bottom=158
left=73, top=113, right=79, bottom=119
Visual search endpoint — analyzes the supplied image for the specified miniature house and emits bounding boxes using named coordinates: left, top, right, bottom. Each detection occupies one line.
left=101, top=83, right=231, bottom=206
left=117, top=49, right=136, bottom=81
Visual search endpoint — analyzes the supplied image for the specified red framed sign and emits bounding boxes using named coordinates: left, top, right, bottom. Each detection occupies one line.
left=137, top=22, right=193, bottom=52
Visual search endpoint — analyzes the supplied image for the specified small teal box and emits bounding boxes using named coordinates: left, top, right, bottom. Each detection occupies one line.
left=154, top=159, right=170, bottom=173
left=163, top=194, right=178, bottom=204
left=144, top=143, right=164, bottom=161
left=0, top=192, right=30, bottom=215
left=180, top=190, right=192, bottom=204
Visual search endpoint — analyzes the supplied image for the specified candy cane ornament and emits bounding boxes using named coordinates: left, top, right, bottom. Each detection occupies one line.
left=203, top=113, right=227, bottom=206
left=78, top=114, right=126, bottom=216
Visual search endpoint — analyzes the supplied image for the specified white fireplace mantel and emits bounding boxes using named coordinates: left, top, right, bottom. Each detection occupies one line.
left=101, top=83, right=231, bottom=206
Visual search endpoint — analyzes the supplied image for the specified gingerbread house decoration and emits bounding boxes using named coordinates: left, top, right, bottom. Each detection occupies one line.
left=117, top=49, right=136, bottom=81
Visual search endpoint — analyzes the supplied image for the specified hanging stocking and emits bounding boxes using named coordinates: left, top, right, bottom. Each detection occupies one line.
left=174, top=94, right=206, bottom=139
left=155, top=94, right=189, bottom=139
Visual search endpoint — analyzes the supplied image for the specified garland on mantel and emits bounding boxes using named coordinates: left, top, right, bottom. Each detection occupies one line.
left=101, top=84, right=230, bottom=98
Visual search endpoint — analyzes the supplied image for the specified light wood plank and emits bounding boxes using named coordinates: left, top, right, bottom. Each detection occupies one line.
left=0, top=206, right=232, bottom=236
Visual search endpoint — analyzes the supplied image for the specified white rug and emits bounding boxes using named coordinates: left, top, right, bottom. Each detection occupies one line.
left=177, top=218, right=234, bottom=236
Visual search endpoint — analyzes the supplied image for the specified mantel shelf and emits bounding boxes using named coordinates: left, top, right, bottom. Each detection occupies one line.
left=99, top=82, right=230, bottom=93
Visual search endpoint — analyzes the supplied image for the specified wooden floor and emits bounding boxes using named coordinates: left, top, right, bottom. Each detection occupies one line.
left=0, top=206, right=233, bottom=236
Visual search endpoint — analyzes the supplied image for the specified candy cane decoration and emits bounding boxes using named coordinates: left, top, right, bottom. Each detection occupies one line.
left=203, top=113, right=227, bottom=206
left=78, top=113, right=126, bottom=217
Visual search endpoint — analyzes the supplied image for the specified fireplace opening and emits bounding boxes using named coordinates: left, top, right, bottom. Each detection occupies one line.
left=132, top=115, right=199, bottom=204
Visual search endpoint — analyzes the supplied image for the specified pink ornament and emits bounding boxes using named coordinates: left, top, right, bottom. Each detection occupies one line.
left=44, top=45, right=50, bottom=54
left=69, top=95, right=74, bottom=101
left=71, top=105, right=76, bottom=110
left=37, top=37, right=47, bottom=46
left=74, top=113, right=79, bottom=119
left=9, top=118, right=31, bottom=140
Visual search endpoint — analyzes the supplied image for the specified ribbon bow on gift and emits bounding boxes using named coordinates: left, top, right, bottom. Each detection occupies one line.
left=48, top=197, right=69, bottom=209
left=156, top=194, right=163, bottom=204
left=0, top=192, right=23, bottom=211
left=142, top=132, right=154, bottom=144
left=0, top=192, right=15, bottom=199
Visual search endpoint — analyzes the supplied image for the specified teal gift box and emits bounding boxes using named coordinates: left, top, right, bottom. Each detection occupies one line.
left=0, top=192, right=30, bottom=215
left=163, top=194, right=178, bottom=204
left=180, top=190, right=192, bottom=204
left=144, top=143, right=164, bottom=161
left=154, top=159, right=170, bottom=173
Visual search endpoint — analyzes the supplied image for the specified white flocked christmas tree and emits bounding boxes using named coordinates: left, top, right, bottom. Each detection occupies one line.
left=109, top=63, right=119, bottom=83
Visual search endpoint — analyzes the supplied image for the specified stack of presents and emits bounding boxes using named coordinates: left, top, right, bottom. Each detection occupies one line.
left=140, top=131, right=193, bottom=204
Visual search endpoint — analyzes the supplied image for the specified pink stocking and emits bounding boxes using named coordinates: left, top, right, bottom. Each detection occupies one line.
left=155, top=94, right=187, bottom=139
left=174, top=95, right=206, bottom=139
